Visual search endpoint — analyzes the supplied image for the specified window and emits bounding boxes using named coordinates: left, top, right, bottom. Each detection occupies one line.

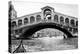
left=11, top=21, right=16, bottom=27
left=30, top=16, right=35, bottom=23
left=65, top=18, right=69, bottom=25
left=54, top=15, right=58, bottom=22
left=18, top=19, right=22, bottom=26
left=24, top=18, right=28, bottom=24
left=70, top=19, right=75, bottom=27
left=60, top=16, right=64, bottom=24
left=36, top=15, right=41, bottom=22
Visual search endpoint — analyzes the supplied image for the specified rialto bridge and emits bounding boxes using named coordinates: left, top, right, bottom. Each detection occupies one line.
left=10, top=5, right=78, bottom=39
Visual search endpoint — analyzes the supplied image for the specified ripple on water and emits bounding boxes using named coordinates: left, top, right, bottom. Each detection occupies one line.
left=11, top=37, right=78, bottom=52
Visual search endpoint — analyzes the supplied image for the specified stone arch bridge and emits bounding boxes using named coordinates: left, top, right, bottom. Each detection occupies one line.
left=10, top=6, right=78, bottom=39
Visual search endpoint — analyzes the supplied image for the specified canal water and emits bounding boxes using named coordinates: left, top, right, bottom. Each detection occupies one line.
left=11, top=37, right=78, bottom=52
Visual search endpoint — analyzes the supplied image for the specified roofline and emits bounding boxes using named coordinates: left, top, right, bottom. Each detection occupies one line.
left=41, top=6, right=54, bottom=10
left=55, top=11, right=78, bottom=19
left=11, top=11, right=78, bottom=21
left=11, top=12, right=41, bottom=20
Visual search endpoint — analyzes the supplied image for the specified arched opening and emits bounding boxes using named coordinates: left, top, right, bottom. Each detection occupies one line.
left=54, top=15, right=58, bottom=22
left=70, top=19, right=75, bottom=27
left=60, top=16, right=64, bottom=24
left=44, top=9, right=52, bottom=20
left=24, top=18, right=28, bottom=24
left=33, top=28, right=65, bottom=38
left=76, top=21, right=78, bottom=27
left=46, top=14, right=51, bottom=20
left=44, top=9, right=51, bottom=15
left=30, top=16, right=35, bottom=23
left=21, top=23, right=73, bottom=39
left=65, top=18, right=69, bottom=26
left=11, top=21, right=16, bottom=27
left=36, top=15, right=41, bottom=22
left=18, top=19, right=22, bottom=26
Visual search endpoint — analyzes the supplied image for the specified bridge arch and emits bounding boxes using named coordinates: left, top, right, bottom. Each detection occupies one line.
left=30, top=16, right=35, bottom=23
left=65, top=18, right=69, bottom=25
left=54, top=15, right=58, bottom=22
left=36, top=15, right=41, bottom=22
left=60, top=16, right=64, bottom=24
left=11, top=21, right=16, bottom=27
left=70, top=19, right=75, bottom=27
left=24, top=18, right=28, bottom=24
left=21, top=23, right=73, bottom=39
left=18, top=19, right=22, bottom=26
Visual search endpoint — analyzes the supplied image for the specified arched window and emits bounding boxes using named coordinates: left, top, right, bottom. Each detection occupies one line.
left=65, top=18, right=69, bottom=25
left=60, top=16, right=64, bottom=24
left=54, top=15, right=58, bottom=22
left=44, top=9, right=51, bottom=15
left=18, top=19, right=22, bottom=26
left=76, top=21, right=78, bottom=27
left=44, top=9, right=52, bottom=20
left=24, top=18, right=28, bottom=24
left=70, top=19, right=75, bottom=27
left=11, top=21, right=16, bottom=27
left=36, top=15, right=41, bottom=22
left=30, top=16, right=35, bottom=23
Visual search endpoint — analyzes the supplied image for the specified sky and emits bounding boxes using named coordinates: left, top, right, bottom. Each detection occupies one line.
left=12, top=1, right=78, bottom=18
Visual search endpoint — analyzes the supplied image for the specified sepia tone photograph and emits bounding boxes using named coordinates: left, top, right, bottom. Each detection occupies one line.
left=8, top=1, right=78, bottom=53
